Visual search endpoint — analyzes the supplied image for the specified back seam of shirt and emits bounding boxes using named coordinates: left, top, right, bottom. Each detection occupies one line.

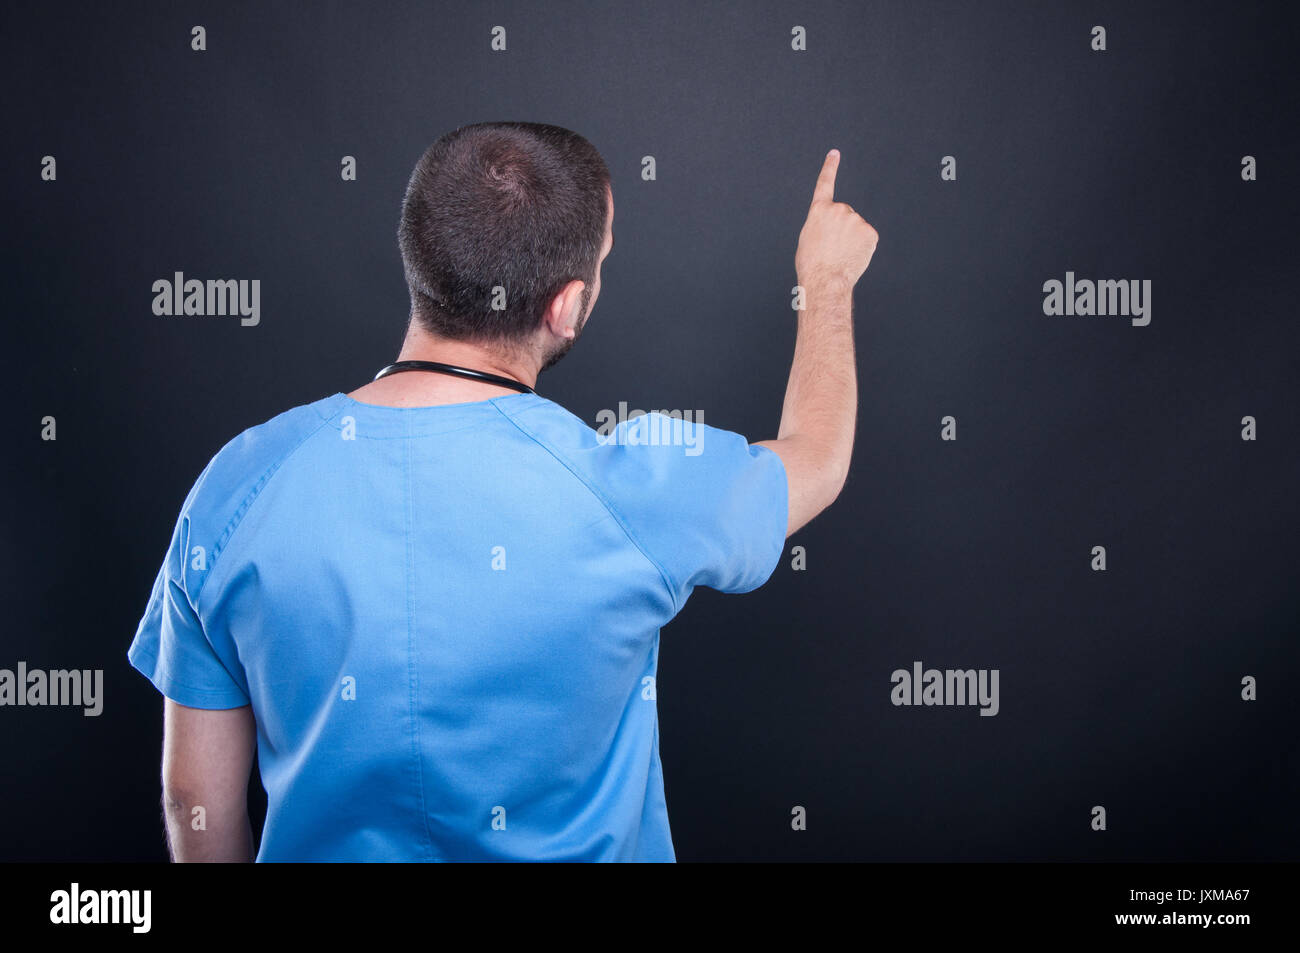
left=190, top=409, right=342, bottom=611
left=404, top=418, right=437, bottom=860
left=492, top=402, right=683, bottom=616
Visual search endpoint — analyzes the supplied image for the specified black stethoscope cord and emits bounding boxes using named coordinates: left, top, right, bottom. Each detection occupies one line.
left=373, top=360, right=535, bottom=395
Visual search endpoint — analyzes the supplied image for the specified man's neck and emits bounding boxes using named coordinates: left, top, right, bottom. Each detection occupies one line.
left=348, top=326, right=540, bottom=408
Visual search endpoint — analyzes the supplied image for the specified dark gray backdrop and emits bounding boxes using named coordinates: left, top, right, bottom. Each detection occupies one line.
left=4, top=0, right=1297, bottom=861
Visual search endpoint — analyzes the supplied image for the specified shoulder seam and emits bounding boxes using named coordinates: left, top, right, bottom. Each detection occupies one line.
left=190, top=407, right=342, bottom=610
left=492, top=402, right=682, bottom=615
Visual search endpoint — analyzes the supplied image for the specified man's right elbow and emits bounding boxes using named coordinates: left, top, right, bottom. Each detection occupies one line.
left=803, top=468, right=849, bottom=530
left=823, top=460, right=850, bottom=508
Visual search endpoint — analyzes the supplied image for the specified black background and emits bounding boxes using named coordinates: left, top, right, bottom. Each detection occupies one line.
left=3, top=0, right=1297, bottom=862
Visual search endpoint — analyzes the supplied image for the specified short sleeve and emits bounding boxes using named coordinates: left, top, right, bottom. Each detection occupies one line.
left=598, top=413, right=788, bottom=607
left=127, top=478, right=251, bottom=710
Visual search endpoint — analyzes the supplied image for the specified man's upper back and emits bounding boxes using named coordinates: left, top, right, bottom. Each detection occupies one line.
left=129, top=391, right=786, bottom=861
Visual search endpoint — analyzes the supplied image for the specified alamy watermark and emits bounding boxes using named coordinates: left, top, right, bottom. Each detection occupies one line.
left=50, top=883, right=150, bottom=933
left=891, top=660, right=999, bottom=716
left=152, top=272, right=260, bottom=326
left=0, top=662, right=103, bottom=716
left=1042, top=271, right=1150, bottom=326
left=595, top=402, right=704, bottom=456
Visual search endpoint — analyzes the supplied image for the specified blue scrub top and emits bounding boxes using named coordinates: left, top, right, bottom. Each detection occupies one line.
left=128, top=391, right=787, bottom=861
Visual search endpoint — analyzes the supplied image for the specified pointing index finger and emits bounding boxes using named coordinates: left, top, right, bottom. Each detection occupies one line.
left=812, top=149, right=839, bottom=204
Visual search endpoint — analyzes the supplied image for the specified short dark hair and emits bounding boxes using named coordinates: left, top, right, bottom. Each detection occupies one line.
left=398, top=122, right=611, bottom=347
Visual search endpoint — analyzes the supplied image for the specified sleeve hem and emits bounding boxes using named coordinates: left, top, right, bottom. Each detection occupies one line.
left=127, top=642, right=251, bottom=710
left=726, top=442, right=788, bottom=594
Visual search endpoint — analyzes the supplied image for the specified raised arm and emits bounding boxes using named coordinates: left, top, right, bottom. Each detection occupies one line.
left=755, top=149, right=879, bottom=537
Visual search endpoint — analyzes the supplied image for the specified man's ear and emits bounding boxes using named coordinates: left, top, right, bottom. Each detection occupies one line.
left=542, top=278, right=586, bottom=340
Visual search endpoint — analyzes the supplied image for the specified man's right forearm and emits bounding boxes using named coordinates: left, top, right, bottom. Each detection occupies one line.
left=775, top=275, right=857, bottom=494
left=755, top=275, right=859, bottom=537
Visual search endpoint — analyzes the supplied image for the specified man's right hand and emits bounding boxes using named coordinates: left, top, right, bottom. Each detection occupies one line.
left=794, top=149, right=880, bottom=289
